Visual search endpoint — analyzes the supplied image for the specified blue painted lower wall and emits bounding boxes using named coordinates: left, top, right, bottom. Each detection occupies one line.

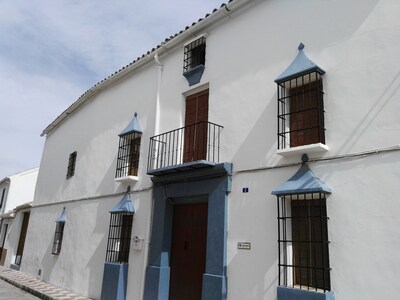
left=277, top=286, right=335, bottom=300
left=100, top=263, right=129, bottom=300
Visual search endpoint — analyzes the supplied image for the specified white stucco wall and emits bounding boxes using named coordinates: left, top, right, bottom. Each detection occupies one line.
left=22, top=0, right=400, bottom=299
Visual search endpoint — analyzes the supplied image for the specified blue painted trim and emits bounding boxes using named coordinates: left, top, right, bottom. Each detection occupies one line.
left=100, top=263, right=129, bottom=300
left=272, top=163, right=332, bottom=196
left=275, top=44, right=325, bottom=84
left=183, top=65, right=205, bottom=86
left=110, top=193, right=135, bottom=213
left=147, top=160, right=215, bottom=176
left=55, top=207, right=66, bottom=223
left=277, top=286, right=335, bottom=300
left=119, top=113, right=142, bottom=136
left=143, top=163, right=232, bottom=300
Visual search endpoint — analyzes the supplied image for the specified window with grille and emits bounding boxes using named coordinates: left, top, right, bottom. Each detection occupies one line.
left=277, top=193, right=331, bottom=292
left=277, top=72, right=325, bottom=149
left=52, top=222, right=65, bottom=255
left=66, top=151, right=77, bottom=179
left=105, top=213, right=133, bottom=263
left=0, top=188, right=5, bottom=208
left=116, top=133, right=141, bottom=178
left=183, top=36, right=206, bottom=73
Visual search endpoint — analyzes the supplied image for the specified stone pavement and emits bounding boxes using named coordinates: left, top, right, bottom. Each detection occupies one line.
left=0, top=266, right=92, bottom=300
left=0, top=279, right=40, bottom=300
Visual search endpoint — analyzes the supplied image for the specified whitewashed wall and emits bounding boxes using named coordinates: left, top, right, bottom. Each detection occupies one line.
left=22, top=0, right=400, bottom=299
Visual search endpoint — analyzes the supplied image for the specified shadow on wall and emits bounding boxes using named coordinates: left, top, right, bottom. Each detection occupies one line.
left=230, top=94, right=282, bottom=169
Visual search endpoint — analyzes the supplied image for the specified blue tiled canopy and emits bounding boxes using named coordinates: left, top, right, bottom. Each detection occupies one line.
left=119, top=113, right=142, bottom=137
left=272, top=163, right=332, bottom=196
left=275, top=43, right=325, bottom=84
left=110, top=193, right=135, bottom=214
left=55, top=207, right=66, bottom=223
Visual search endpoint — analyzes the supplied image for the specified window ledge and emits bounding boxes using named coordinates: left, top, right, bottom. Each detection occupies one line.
left=277, top=286, right=335, bottom=300
left=276, top=143, right=329, bottom=157
left=114, top=176, right=139, bottom=183
left=183, top=65, right=205, bottom=86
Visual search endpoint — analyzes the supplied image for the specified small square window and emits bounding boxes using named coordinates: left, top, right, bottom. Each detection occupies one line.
left=183, top=36, right=206, bottom=73
left=66, top=151, right=77, bottom=179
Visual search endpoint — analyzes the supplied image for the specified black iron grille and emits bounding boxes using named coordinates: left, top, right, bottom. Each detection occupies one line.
left=147, top=121, right=223, bottom=171
left=52, top=222, right=65, bottom=255
left=66, top=151, right=77, bottom=179
left=277, top=72, right=325, bottom=149
left=183, top=36, right=206, bottom=72
left=116, top=132, right=141, bottom=178
left=105, top=213, right=133, bottom=263
left=277, top=193, right=331, bottom=292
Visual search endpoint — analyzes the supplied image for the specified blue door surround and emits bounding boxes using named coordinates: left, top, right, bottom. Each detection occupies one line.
left=143, top=163, right=232, bottom=300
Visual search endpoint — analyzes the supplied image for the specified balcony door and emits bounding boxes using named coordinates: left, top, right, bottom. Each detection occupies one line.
left=183, top=90, right=209, bottom=162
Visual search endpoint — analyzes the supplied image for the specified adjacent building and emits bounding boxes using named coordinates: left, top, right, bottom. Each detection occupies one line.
left=0, top=168, right=39, bottom=269
left=20, top=0, right=400, bottom=299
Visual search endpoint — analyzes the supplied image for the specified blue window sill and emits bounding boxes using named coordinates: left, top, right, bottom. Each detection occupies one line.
left=277, top=286, right=335, bottom=300
left=183, top=64, right=205, bottom=86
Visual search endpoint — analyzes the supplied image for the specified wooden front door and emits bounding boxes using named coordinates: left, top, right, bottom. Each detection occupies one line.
left=169, top=203, right=208, bottom=300
left=183, top=90, right=209, bottom=162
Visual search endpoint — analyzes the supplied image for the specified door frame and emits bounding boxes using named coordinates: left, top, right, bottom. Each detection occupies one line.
left=144, top=163, right=232, bottom=300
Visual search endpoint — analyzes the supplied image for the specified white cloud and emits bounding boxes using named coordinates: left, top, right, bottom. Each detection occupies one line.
left=0, top=0, right=223, bottom=179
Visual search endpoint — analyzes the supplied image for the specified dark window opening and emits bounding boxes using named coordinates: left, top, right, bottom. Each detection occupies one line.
left=116, top=133, right=141, bottom=178
left=105, top=213, right=133, bottom=263
left=0, top=188, right=5, bottom=209
left=52, top=222, right=65, bottom=255
left=183, top=37, right=206, bottom=73
left=277, top=193, right=331, bottom=292
left=277, top=72, right=325, bottom=149
left=66, top=151, right=77, bottom=179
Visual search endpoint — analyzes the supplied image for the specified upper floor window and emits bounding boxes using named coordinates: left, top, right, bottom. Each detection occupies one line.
left=184, top=36, right=206, bottom=72
left=66, top=151, right=77, bottom=179
left=0, top=188, right=5, bottom=208
left=183, top=36, right=206, bottom=86
left=275, top=43, right=326, bottom=150
left=115, top=113, right=142, bottom=181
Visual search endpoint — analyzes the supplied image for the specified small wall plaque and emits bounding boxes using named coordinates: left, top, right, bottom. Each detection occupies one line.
left=237, top=242, right=251, bottom=250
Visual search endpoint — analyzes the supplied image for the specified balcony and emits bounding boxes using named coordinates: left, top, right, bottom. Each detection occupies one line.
left=147, top=121, right=223, bottom=176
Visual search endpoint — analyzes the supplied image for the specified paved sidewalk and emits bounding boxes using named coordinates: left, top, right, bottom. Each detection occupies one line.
left=0, top=266, right=92, bottom=300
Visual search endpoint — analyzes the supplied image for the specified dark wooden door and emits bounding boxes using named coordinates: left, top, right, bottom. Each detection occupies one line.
left=16, top=212, right=30, bottom=266
left=183, top=90, right=209, bottom=162
left=169, top=203, right=208, bottom=300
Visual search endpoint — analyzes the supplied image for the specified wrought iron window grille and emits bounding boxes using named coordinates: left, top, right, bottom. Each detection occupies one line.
left=66, top=151, right=77, bottom=179
left=116, top=132, right=141, bottom=178
left=52, top=222, right=65, bottom=255
left=277, top=192, right=331, bottom=292
left=105, top=212, right=133, bottom=264
left=277, top=72, right=325, bottom=149
left=183, top=36, right=206, bottom=73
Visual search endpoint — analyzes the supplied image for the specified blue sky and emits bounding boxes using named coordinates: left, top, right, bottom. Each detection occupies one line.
left=0, top=0, right=222, bottom=179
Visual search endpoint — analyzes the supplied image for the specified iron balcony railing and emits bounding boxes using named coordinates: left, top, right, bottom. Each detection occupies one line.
left=147, top=121, right=223, bottom=172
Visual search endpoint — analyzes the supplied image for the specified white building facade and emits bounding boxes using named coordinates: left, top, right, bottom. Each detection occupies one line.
left=22, top=0, right=400, bottom=299
left=0, top=168, right=39, bottom=270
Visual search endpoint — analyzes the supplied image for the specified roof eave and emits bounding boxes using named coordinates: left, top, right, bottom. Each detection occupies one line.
left=41, top=0, right=250, bottom=137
